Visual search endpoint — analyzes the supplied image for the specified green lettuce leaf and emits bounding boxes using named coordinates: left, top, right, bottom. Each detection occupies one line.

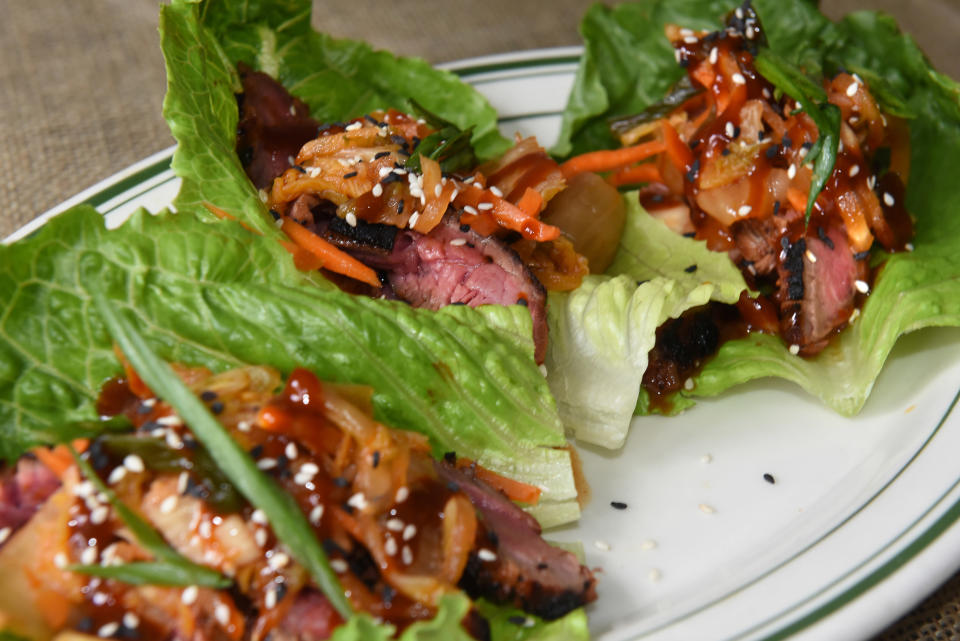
left=556, top=0, right=960, bottom=417
left=545, top=196, right=746, bottom=447
left=0, top=206, right=578, bottom=525
left=160, top=0, right=509, bottom=233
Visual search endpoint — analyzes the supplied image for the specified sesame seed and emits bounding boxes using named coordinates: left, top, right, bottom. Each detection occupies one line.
left=732, top=73, right=746, bottom=86
left=906, top=243, right=914, bottom=251
left=74, top=481, right=95, bottom=498
left=683, top=377, right=694, bottom=391
left=846, top=82, right=858, bottom=97
left=449, top=238, right=467, bottom=246
left=433, top=184, right=442, bottom=198
left=477, top=548, right=497, bottom=562
left=849, top=165, right=860, bottom=177
left=683, top=35, right=698, bottom=44
left=347, top=492, right=368, bottom=511
left=182, top=585, right=198, bottom=605
left=265, top=586, right=278, bottom=609
left=123, top=613, right=140, bottom=629
left=371, top=183, right=383, bottom=198
left=309, top=505, right=324, bottom=525
left=610, top=501, right=628, bottom=510
left=345, top=212, right=357, bottom=228
left=98, top=622, right=120, bottom=638
left=867, top=175, right=877, bottom=190
left=141, top=398, right=156, bottom=408
left=215, top=603, right=230, bottom=626
left=258, top=189, right=269, bottom=203
left=92, top=592, right=109, bottom=606
left=165, top=431, right=184, bottom=450
left=379, top=166, right=392, bottom=178
left=762, top=87, right=771, bottom=99
left=54, top=553, right=68, bottom=569
left=737, top=205, right=752, bottom=217
left=789, top=344, right=800, bottom=355
left=107, top=467, right=127, bottom=485
left=805, top=250, right=817, bottom=264
left=489, top=185, right=504, bottom=198
left=330, top=559, right=349, bottom=573
left=679, top=28, right=693, bottom=37
left=0, top=527, right=10, bottom=545
left=90, top=506, right=110, bottom=525
left=883, top=192, right=895, bottom=207
left=160, top=495, right=178, bottom=515
left=725, top=122, right=735, bottom=138
left=735, top=7, right=744, bottom=18
left=402, top=546, right=413, bottom=565
left=477, top=202, right=494, bottom=211
left=385, top=536, right=398, bottom=556
left=299, top=462, right=319, bottom=477
left=268, top=552, right=290, bottom=571
left=393, top=167, right=407, bottom=175
left=345, top=121, right=362, bottom=131
left=251, top=509, right=268, bottom=525
left=177, top=472, right=189, bottom=495
left=648, top=568, right=663, bottom=583
left=255, top=529, right=268, bottom=548
left=698, top=503, right=716, bottom=514
left=81, top=545, right=99, bottom=566
left=788, top=164, right=797, bottom=180
left=237, top=420, right=252, bottom=432
left=700, top=453, right=713, bottom=464
left=855, top=280, right=870, bottom=294
left=408, top=212, right=420, bottom=228
left=674, top=49, right=682, bottom=64
left=402, top=524, right=417, bottom=541
left=709, top=47, right=718, bottom=64
left=463, top=176, right=475, bottom=184
left=386, top=518, right=404, bottom=532
left=594, top=540, right=611, bottom=552
left=257, top=458, right=277, bottom=470
left=849, top=308, right=861, bottom=322
left=640, top=539, right=658, bottom=551
left=463, top=205, right=478, bottom=215
left=395, top=486, right=410, bottom=503
left=199, top=521, right=212, bottom=539
left=763, top=473, right=776, bottom=484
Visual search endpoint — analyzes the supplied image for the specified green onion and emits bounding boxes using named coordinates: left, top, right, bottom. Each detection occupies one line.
left=68, top=561, right=228, bottom=587
left=404, top=99, right=477, bottom=174
left=90, top=294, right=353, bottom=618
left=69, top=445, right=230, bottom=588
left=755, top=50, right=841, bottom=222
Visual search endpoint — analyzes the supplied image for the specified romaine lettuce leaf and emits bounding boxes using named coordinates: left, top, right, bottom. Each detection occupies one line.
left=160, top=0, right=510, bottom=234
left=555, top=0, right=960, bottom=417
left=545, top=196, right=746, bottom=448
left=0, top=205, right=578, bottom=525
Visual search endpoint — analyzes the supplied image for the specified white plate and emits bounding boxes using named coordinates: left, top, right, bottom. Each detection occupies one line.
left=13, top=49, right=960, bottom=641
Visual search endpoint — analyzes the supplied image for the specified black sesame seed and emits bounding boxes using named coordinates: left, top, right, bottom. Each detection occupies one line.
left=397, top=199, right=405, bottom=214
left=343, top=171, right=358, bottom=179
left=443, top=451, right=457, bottom=464
left=333, top=476, right=349, bottom=488
left=374, top=151, right=391, bottom=160
left=372, top=451, right=381, bottom=468
left=517, top=298, right=529, bottom=307
left=292, top=164, right=306, bottom=174
left=275, top=581, right=289, bottom=602
left=772, top=200, right=781, bottom=216
left=459, top=223, right=471, bottom=233
left=508, top=616, right=527, bottom=626
left=683, top=231, right=696, bottom=238
left=364, top=114, right=379, bottom=125
left=721, top=147, right=732, bottom=156
left=136, top=403, right=153, bottom=415
left=802, top=141, right=814, bottom=151
left=200, top=390, right=217, bottom=401
left=854, top=250, right=870, bottom=261
left=782, top=135, right=793, bottom=148
left=610, top=501, right=628, bottom=510
left=390, top=135, right=407, bottom=146
left=732, top=125, right=741, bottom=139
left=210, top=401, right=225, bottom=415
left=537, top=562, right=549, bottom=570
left=636, top=280, right=649, bottom=286
left=684, top=264, right=698, bottom=273
left=765, top=144, right=779, bottom=159
left=690, top=139, right=701, bottom=150
left=447, top=481, right=461, bottom=492
left=685, top=158, right=701, bottom=183
left=817, top=226, right=835, bottom=250
left=381, top=584, right=396, bottom=605
left=77, top=617, right=95, bottom=633
left=269, top=209, right=281, bottom=221
left=763, top=473, right=776, bottom=484
left=249, top=445, right=264, bottom=458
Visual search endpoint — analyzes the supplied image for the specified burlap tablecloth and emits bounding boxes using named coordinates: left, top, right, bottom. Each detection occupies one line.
left=1, top=1, right=959, bottom=639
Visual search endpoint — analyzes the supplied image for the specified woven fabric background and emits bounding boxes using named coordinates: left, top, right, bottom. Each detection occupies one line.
left=2, top=1, right=959, bottom=639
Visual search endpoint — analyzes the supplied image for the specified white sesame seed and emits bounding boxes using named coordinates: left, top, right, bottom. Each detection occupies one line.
left=698, top=503, right=716, bottom=514
left=735, top=7, right=744, bottom=18
left=81, top=545, right=99, bottom=566
left=449, top=238, right=467, bottom=246
left=251, top=509, right=268, bottom=525
left=299, top=463, right=319, bottom=477
left=74, top=481, right=94, bottom=498
left=330, top=559, right=349, bottom=573
left=178, top=472, right=190, bottom=494
left=150, top=428, right=167, bottom=439
left=849, top=308, right=861, bottom=323
left=395, top=487, right=410, bottom=503
left=123, top=613, right=140, bottom=629
left=683, top=35, right=698, bottom=44
left=345, top=121, right=362, bottom=131
left=258, top=189, right=269, bottom=203
left=788, top=164, right=797, bottom=180
left=789, top=344, right=800, bottom=355
left=648, top=568, right=663, bottom=583
left=385, top=536, right=398, bottom=556
left=402, top=545, right=414, bottom=565
left=806, top=250, right=817, bottom=264
left=236, top=420, right=252, bottom=433
left=392, top=167, right=407, bottom=175
left=215, top=602, right=230, bottom=626
left=867, top=175, right=876, bottom=190
left=386, top=518, right=404, bottom=532
left=345, top=212, right=357, bottom=228
left=98, top=622, right=120, bottom=638
left=683, top=378, right=694, bottom=391
left=489, top=185, right=503, bottom=198
left=432, top=184, right=442, bottom=198
left=594, top=540, right=611, bottom=552
left=0, top=527, right=10, bottom=545
left=307, top=166, right=321, bottom=178
left=883, top=192, right=895, bottom=207
left=420, top=193, right=426, bottom=206
left=199, top=520, right=212, bottom=539
left=679, top=28, right=693, bottom=37
left=379, top=166, right=392, bottom=178
left=674, top=49, right=682, bottom=64
left=255, top=529, right=268, bottom=548
left=90, top=506, right=110, bottom=525
left=477, top=548, right=497, bottom=562
left=463, top=205, right=478, bottom=215
left=257, top=458, right=277, bottom=470
left=640, top=539, right=658, bottom=551
left=370, top=183, right=383, bottom=198
left=160, top=495, right=178, bottom=515
left=855, top=280, right=870, bottom=294
left=92, top=592, right=109, bottom=606
left=102, top=543, right=120, bottom=566
left=732, top=73, right=746, bottom=86
left=408, top=212, right=420, bottom=228
left=165, top=430, right=184, bottom=450
left=799, top=146, right=809, bottom=159
left=450, top=188, right=459, bottom=201
left=463, top=176, right=475, bottom=184
left=141, top=398, right=156, bottom=408
left=402, top=524, right=417, bottom=541
left=709, top=47, right=718, bottom=65
left=265, top=586, right=278, bottom=609
left=849, top=165, right=860, bottom=177
left=182, top=585, right=198, bottom=605
left=54, top=553, right=68, bottom=569
left=725, top=122, right=735, bottom=138
left=737, top=205, right=752, bottom=217
left=477, top=202, right=494, bottom=211
left=846, top=82, right=858, bottom=97
left=906, top=243, right=915, bottom=251
left=107, top=467, right=127, bottom=485
left=347, top=492, right=368, bottom=511
left=268, top=552, right=290, bottom=571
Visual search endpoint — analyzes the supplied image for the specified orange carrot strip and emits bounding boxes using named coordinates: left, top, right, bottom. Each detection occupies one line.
left=280, top=218, right=381, bottom=288
left=456, top=187, right=560, bottom=242
left=32, top=439, right=89, bottom=478
left=786, top=187, right=809, bottom=213
left=279, top=239, right=324, bottom=271
left=456, top=458, right=541, bottom=505
left=661, top=120, right=694, bottom=174
left=560, top=140, right=666, bottom=179
left=458, top=212, right=500, bottom=237
left=203, top=202, right=263, bottom=235
left=515, top=187, right=544, bottom=218
left=607, top=163, right=663, bottom=187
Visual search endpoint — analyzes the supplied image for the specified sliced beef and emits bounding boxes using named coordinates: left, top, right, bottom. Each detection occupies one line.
left=0, top=458, right=61, bottom=540
left=779, top=225, right=866, bottom=354
left=435, top=461, right=596, bottom=621
left=729, top=206, right=803, bottom=276
left=236, top=63, right=320, bottom=190
left=273, top=591, right=341, bottom=641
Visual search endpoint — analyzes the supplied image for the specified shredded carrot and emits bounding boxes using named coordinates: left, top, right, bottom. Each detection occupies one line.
left=560, top=140, right=666, bottom=179
left=203, top=202, right=263, bottom=235
left=515, top=187, right=544, bottom=218
left=607, top=163, right=663, bottom=187
left=456, top=458, right=541, bottom=505
left=280, top=217, right=381, bottom=288
left=455, top=188, right=560, bottom=242
left=786, top=187, right=809, bottom=213
left=279, top=239, right=324, bottom=271
left=661, top=120, right=694, bottom=174
left=458, top=211, right=500, bottom=236
left=32, top=439, right=89, bottom=478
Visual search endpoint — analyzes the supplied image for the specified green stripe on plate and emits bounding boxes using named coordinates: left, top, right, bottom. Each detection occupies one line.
left=85, top=155, right=174, bottom=210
